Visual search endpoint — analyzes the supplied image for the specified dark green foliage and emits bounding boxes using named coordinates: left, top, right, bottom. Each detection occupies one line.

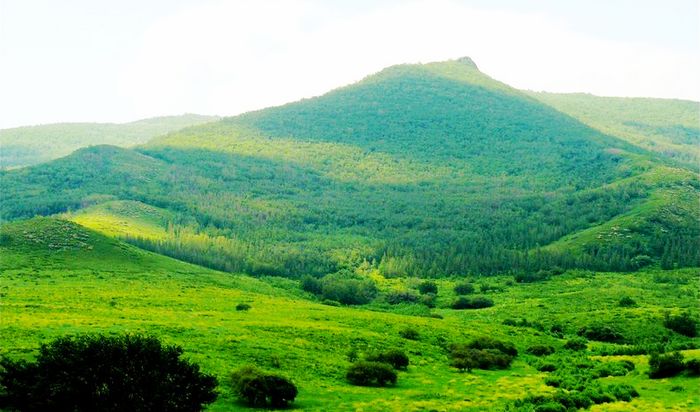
left=514, top=270, right=551, bottom=283
left=346, top=361, right=397, bottom=386
left=618, top=296, right=637, bottom=307
left=384, top=289, right=419, bottom=305
left=685, top=359, right=700, bottom=376
left=417, top=280, right=437, bottom=294
left=563, top=338, right=588, bottom=351
left=318, top=273, right=378, bottom=305
left=366, top=350, right=409, bottom=370
left=449, top=338, right=517, bottom=372
left=537, top=363, right=557, bottom=372
left=649, top=352, right=686, bottom=378
left=235, top=303, right=251, bottom=311
left=478, top=283, right=504, bottom=293
left=451, top=296, right=494, bottom=310
left=230, top=365, right=297, bottom=408
left=399, top=327, right=420, bottom=340
left=607, top=384, right=639, bottom=401
left=453, top=282, right=475, bottom=295
left=300, top=275, right=322, bottom=295
left=663, top=311, right=698, bottom=337
left=0, top=334, right=218, bottom=412
left=577, top=324, right=624, bottom=343
left=526, top=345, right=555, bottom=357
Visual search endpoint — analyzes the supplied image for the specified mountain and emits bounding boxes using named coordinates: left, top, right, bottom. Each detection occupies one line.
left=0, top=113, right=219, bottom=169
left=528, top=92, right=700, bottom=168
left=1, top=58, right=698, bottom=278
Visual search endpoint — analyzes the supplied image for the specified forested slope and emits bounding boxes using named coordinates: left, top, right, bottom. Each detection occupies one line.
left=1, top=58, right=697, bottom=277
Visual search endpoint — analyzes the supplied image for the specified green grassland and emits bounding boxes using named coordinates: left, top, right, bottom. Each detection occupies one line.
left=1, top=218, right=698, bottom=411
left=0, top=114, right=219, bottom=169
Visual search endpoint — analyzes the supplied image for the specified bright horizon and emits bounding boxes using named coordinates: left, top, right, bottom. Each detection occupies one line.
left=0, top=0, right=698, bottom=129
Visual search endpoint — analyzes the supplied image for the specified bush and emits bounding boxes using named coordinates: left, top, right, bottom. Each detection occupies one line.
left=419, top=293, right=437, bottom=308
left=607, top=383, right=639, bottom=401
left=537, top=363, right=557, bottom=372
left=366, top=349, right=409, bottom=370
left=230, top=365, right=297, bottom=408
left=563, top=337, right=588, bottom=351
left=300, top=275, right=322, bottom=295
left=236, top=303, right=251, bottom=311
left=649, top=352, right=685, bottom=379
left=449, top=338, right=517, bottom=371
left=453, top=282, right=475, bottom=295
left=451, top=296, right=494, bottom=310
left=479, top=283, right=504, bottom=293
left=385, top=290, right=419, bottom=305
left=514, top=270, right=551, bottom=283
left=399, top=327, right=420, bottom=340
left=664, top=311, right=698, bottom=337
left=0, top=334, right=218, bottom=412
left=578, top=324, right=624, bottom=343
left=320, top=274, right=377, bottom=305
left=526, top=345, right=555, bottom=357
left=346, top=361, right=397, bottom=386
left=685, top=359, right=700, bottom=376
left=595, top=360, right=635, bottom=377
left=618, top=296, right=637, bottom=307
left=417, top=280, right=438, bottom=295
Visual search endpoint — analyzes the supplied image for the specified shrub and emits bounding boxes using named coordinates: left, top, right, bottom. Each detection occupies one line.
left=664, top=311, right=698, bottom=337
left=385, top=290, right=419, bottom=305
left=417, top=280, right=438, bottom=295
left=578, top=324, right=624, bottom=343
left=618, top=296, right=637, bottom=307
left=0, top=334, right=218, bottom=412
left=479, top=283, right=504, bottom=293
left=420, top=293, right=437, bottom=308
left=537, top=363, right=557, bottom=372
left=686, top=358, right=700, bottom=376
left=595, top=360, right=635, bottom=377
left=563, top=337, right=588, bottom=351
left=607, top=384, right=639, bottom=401
left=451, top=296, right=494, bottom=310
left=300, top=275, right=322, bottom=295
left=449, top=338, right=517, bottom=371
left=320, top=274, right=378, bottom=305
left=526, top=345, right=555, bottom=357
left=236, top=303, right=251, bottom=311
left=514, top=270, right=550, bottom=283
left=399, top=327, right=420, bottom=340
left=453, top=282, right=475, bottom=295
left=366, top=349, right=409, bottom=370
left=230, top=365, right=297, bottom=408
left=649, top=352, right=685, bottom=379
left=346, top=361, right=397, bottom=386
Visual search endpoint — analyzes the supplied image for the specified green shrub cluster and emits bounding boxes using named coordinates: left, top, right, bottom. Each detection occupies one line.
left=346, top=361, right=397, bottom=386
left=449, top=338, right=517, bottom=372
left=451, top=296, right=494, bottom=309
left=663, top=311, right=698, bottom=337
left=230, top=365, right=297, bottom=408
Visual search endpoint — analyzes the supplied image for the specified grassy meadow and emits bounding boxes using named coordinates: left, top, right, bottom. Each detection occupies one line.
left=1, top=218, right=698, bottom=411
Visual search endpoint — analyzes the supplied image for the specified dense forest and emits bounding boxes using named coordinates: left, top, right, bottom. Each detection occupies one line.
left=1, top=59, right=698, bottom=279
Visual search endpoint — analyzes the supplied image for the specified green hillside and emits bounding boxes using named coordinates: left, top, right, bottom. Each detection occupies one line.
left=0, top=113, right=219, bottom=168
left=528, top=92, right=700, bottom=167
left=1, top=217, right=698, bottom=411
left=1, top=58, right=698, bottom=278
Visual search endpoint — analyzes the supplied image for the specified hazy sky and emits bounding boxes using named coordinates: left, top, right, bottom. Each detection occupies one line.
left=0, top=0, right=698, bottom=129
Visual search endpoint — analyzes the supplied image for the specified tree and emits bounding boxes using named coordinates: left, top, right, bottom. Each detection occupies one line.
left=366, top=350, right=409, bottom=370
left=417, top=281, right=438, bottom=295
left=346, top=361, right=397, bottom=386
left=0, top=334, right=218, bottom=412
left=230, top=365, right=297, bottom=408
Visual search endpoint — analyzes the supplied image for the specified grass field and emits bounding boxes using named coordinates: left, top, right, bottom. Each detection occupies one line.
left=0, top=218, right=698, bottom=411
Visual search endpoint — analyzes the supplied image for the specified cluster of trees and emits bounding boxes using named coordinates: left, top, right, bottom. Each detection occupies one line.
left=449, top=338, right=517, bottom=372
left=346, top=349, right=409, bottom=386
left=230, top=366, right=297, bottom=408
left=648, top=352, right=700, bottom=379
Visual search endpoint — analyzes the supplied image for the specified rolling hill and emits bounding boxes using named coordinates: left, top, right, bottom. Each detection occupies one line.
left=1, top=217, right=698, bottom=410
left=0, top=113, right=219, bottom=169
left=0, top=58, right=698, bottom=279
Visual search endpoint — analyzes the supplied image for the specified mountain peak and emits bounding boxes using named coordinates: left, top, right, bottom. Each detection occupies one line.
left=455, top=56, right=478, bottom=70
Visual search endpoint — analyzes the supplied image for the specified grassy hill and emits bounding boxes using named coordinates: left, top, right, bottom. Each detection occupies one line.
left=528, top=92, right=700, bottom=168
left=0, top=217, right=698, bottom=410
left=0, top=113, right=219, bottom=168
left=1, top=59, right=698, bottom=278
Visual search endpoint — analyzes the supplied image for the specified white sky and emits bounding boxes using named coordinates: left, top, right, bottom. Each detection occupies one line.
left=0, top=0, right=698, bottom=129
